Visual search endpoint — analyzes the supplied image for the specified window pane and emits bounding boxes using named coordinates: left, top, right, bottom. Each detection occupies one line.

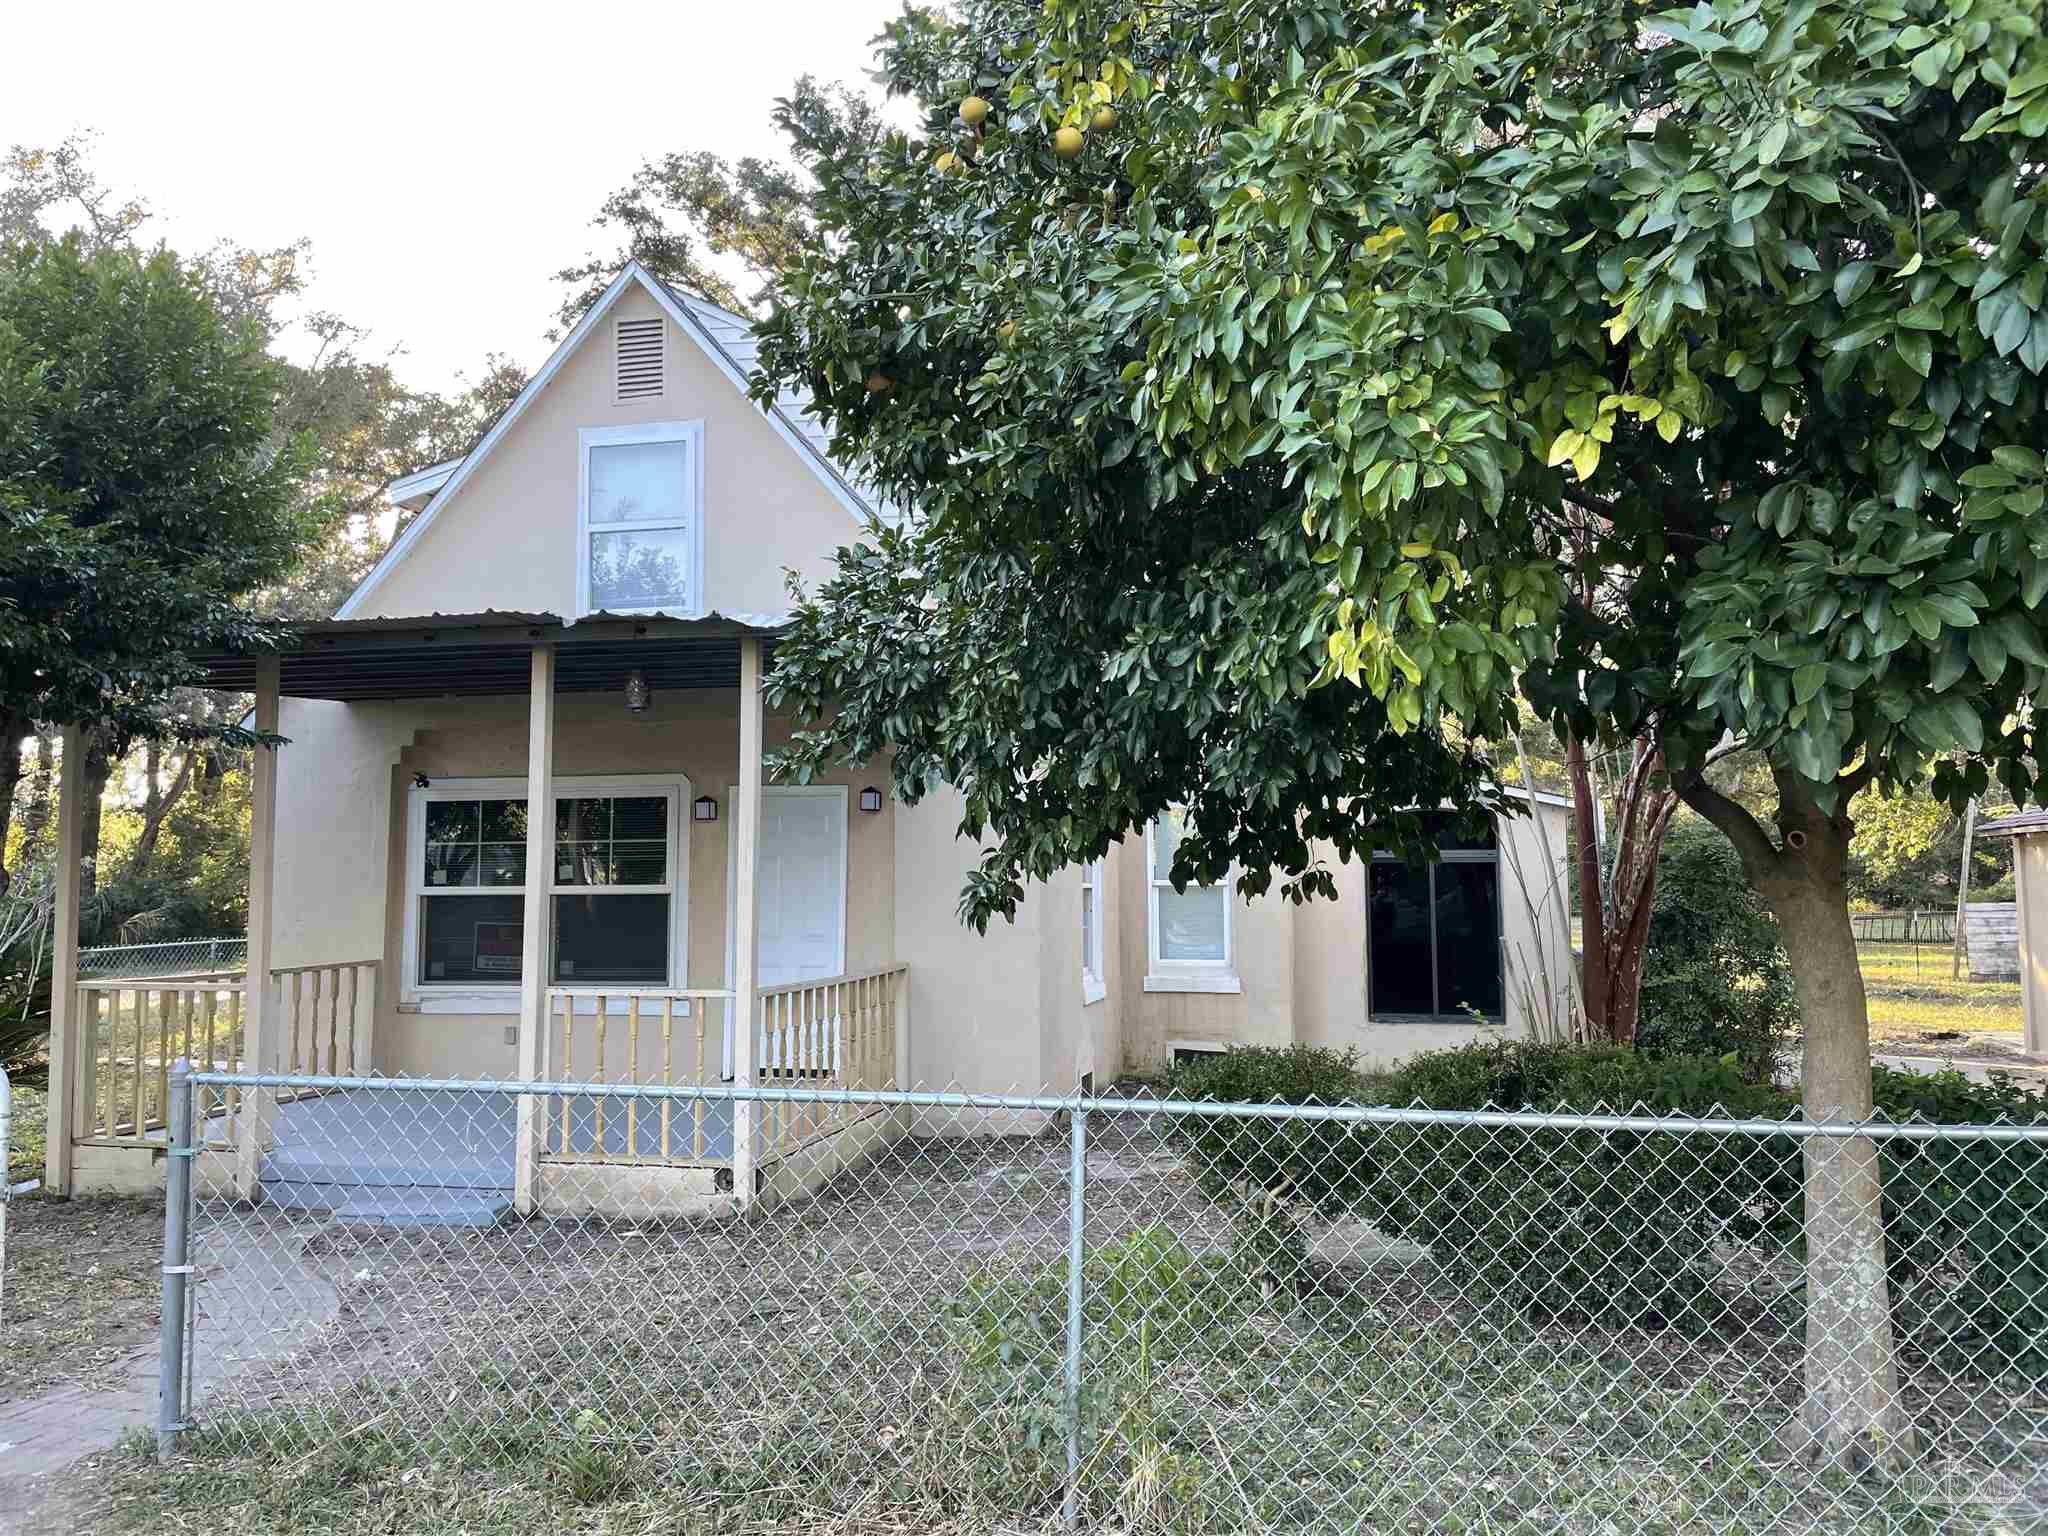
left=479, top=799, right=528, bottom=842
left=554, top=894, right=668, bottom=983
left=480, top=844, right=527, bottom=886
left=611, top=843, right=668, bottom=885
left=589, top=528, right=691, bottom=611
left=423, top=843, right=479, bottom=888
left=420, top=894, right=524, bottom=984
left=589, top=440, right=687, bottom=525
left=557, top=798, right=611, bottom=842
left=1150, top=812, right=1185, bottom=882
left=555, top=845, right=611, bottom=886
left=1157, top=885, right=1226, bottom=963
left=424, top=801, right=478, bottom=843
left=612, top=796, right=667, bottom=841
left=1369, top=862, right=1435, bottom=1016
left=1435, top=861, right=1504, bottom=1017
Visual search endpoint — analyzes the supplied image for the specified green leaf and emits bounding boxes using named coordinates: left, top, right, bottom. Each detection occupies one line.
left=1792, top=662, right=1826, bottom=703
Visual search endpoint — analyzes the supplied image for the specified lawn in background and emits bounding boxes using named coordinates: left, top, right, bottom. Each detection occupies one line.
left=1858, top=940, right=2026, bottom=1046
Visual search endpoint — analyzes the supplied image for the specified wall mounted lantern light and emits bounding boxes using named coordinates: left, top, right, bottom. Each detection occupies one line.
left=858, top=786, right=884, bottom=814
left=693, top=795, right=719, bottom=823
left=623, top=670, right=651, bottom=714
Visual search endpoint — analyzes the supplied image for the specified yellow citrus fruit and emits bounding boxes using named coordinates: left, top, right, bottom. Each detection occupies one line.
left=960, top=95, right=990, bottom=127
left=997, top=320, right=1017, bottom=342
left=1053, top=126, right=1085, bottom=159
left=1091, top=107, right=1119, bottom=133
left=934, top=151, right=959, bottom=173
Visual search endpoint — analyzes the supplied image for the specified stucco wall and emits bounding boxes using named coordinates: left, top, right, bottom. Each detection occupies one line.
left=358, top=285, right=855, bottom=623
left=270, top=689, right=897, bottom=1081
left=891, top=782, right=1046, bottom=1095
left=1113, top=802, right=1572, bottom=1074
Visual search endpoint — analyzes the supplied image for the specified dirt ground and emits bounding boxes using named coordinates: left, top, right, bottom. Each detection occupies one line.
left=0, top=1196, right=162, bottom=1404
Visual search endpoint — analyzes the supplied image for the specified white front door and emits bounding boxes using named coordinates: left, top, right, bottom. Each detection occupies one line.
left=725, top=785, right=848, bottom=1075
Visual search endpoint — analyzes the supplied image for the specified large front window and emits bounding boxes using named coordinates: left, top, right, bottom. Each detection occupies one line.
left=407, top=777, right=685, bottom=1005
left=578, top=421, right=702, bottom=616
left=1367, top=825, right=1503, bottom=1020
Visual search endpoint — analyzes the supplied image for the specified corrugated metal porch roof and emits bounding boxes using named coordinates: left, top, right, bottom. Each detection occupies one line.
left=197, top=610, right=784, bottom=702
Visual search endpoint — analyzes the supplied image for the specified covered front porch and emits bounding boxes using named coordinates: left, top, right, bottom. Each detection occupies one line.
left=42, top=612, right=911, bottom=1217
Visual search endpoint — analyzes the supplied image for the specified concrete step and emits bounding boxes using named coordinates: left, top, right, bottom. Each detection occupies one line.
left=327, top=1188, right=512, bottom=1228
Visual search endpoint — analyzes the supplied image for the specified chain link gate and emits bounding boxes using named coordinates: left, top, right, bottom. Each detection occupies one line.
left=154, top=1067, right=2048, bottom=1533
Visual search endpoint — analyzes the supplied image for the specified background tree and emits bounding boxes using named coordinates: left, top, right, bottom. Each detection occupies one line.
left=0, top=136, right=528, bottom=1013
left=551, top=82, right=883, bottom=329
left=750, top=0, right=2048, bottom=1465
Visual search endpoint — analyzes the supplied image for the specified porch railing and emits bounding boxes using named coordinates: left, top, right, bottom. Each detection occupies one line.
left=275, top=961, right=379, bottom=1077
left=758, top=966, right=906, bottom=1160
left=75, top=959, right=378, bottom=1147
left=544, top=988, right=735, bottom=1162
left=539, top=966, right=908, bottom=1165
left=77, top=977, right=246, bottom=1143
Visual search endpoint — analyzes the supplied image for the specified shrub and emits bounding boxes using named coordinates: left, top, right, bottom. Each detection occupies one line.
left=1173, top=1040, right=2048, bottom=1371
left=1362, top=1041, right=1800, bottom=1331
left=1635, top=821, right=1798, bottom=1081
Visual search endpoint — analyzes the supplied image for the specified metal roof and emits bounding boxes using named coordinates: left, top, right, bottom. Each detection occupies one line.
left=196, top=610, right=783, bottom=702
left=1978, top=809, right=2048, bottom=839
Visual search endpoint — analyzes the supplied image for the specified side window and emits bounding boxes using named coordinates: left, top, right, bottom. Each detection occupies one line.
left=1145, top=812, right=1239, bottom=993
left=1080, top=860, right=1105, bottom=1003
left=1367, top=829, right=1502, bottom=1019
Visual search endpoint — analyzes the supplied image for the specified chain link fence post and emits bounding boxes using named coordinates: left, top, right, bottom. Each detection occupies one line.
left=1062, top=1100, right=1087, bottom=1531
left=157, top=1058, right=195, bottom=1463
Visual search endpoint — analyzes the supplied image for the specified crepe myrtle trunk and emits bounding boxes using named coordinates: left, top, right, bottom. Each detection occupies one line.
left=1676, top=765, right=1915, bottom=1470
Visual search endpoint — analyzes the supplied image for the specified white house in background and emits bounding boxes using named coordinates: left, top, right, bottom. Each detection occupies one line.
left=40, top=261, right=1571, bottom=1214
left=1977, top=810, right=2048, bottom=1057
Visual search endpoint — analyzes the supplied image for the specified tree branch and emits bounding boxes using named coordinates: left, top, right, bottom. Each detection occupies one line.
left=1673, top=768, right=1782, bottom=883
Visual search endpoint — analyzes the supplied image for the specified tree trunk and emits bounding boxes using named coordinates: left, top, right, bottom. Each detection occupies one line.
left=1570, top=736, right=1677, bottom=1046
left=1678, top=766, right=1915, bottom=1470
left=78, top=728, right=114, bottom=903
left=129, top=744, right=194, bottom=875
left=1566, top=733, right=1610, bottom=1036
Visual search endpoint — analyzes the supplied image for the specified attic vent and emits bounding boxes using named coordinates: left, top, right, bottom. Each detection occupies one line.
left=615, top=318, right=665, bottom=401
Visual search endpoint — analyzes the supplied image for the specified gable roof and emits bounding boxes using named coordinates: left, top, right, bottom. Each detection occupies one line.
left=338, top=261, right=901, bottom=620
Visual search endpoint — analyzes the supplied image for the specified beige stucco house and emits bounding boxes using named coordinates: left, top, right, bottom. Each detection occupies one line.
left=41, top=262, right=1570, bottom=1213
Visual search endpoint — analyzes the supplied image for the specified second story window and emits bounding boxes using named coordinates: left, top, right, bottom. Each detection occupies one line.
left=578, top=420, right=703, bottom=616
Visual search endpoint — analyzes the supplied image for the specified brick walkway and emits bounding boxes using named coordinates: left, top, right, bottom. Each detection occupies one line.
left=0, top=1221, right=340, bottom=1533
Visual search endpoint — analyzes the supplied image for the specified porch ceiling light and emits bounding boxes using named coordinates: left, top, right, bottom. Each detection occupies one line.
left=693, top=795, right=718, bottom=823
left=859, top=786, right=884, bottom=814
left=623, top=669, right=651, bottom=714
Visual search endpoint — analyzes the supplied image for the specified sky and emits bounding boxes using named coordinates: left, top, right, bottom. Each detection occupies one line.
left=4, top=0, right=909, bottom=393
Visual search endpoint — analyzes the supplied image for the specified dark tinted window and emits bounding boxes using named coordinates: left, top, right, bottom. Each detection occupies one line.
left=1434, top=862, right=1504, bottom=1017
left=1368, top=863, right=1436, bottom=1016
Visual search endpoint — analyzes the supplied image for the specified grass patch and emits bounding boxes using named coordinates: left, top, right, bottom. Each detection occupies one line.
left=30, top=1124, right=2042, bottom=1534
left=0, top=1193, right=163, bottom=1401
left=1859, top=941, right=2026, bottom=1045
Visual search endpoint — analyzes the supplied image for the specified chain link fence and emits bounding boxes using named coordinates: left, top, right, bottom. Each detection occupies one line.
left=154, top=1070, right=2048, bottom=1533
left=78, top=935, right=246, bottom=980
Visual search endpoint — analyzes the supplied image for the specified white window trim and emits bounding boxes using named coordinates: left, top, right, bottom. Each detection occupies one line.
left=1144, top=818, right=1240, bottom=994
left=1080, top=859, right=1106, bottom=1007
left=401, top=773, right=690, bottom=1016
left=576, top=420, right=706, bottom=619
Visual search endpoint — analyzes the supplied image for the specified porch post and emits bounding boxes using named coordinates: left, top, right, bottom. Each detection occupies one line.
left=43, top=724, right=87, bottom=1195
left=234, top=658, right=281, bottom=1201
left=514, top=646, right=556, bottom=1217
left=731, top=636, right=763, bottom=1207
